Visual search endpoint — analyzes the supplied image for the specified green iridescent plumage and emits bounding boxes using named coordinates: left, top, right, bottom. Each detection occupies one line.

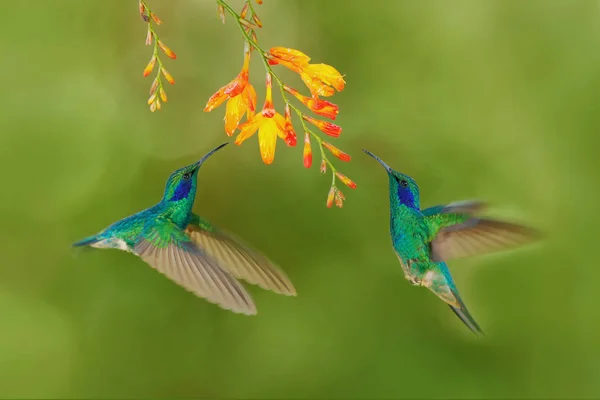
left=73, top=143, right=296, bottom=315
left=363, top=149, right=539, bottom=335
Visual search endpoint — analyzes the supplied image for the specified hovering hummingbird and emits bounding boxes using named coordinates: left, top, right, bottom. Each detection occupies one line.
left=73, top=142, right=296, bottom=315
left=362, top=149, right=539, bottom=335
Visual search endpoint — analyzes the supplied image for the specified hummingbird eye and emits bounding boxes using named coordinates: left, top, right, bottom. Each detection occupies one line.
left=182, top=171, right=193, bottom=180
left=400, top=179, right=408, bottom=187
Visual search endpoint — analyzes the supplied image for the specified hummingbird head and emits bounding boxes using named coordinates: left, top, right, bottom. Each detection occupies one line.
left=362, top=149, right=420, bottom=210
left=163, top=142, right=229, bottom=203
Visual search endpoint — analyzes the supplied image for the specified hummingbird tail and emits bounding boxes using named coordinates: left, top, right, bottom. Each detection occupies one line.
left=72, top=235, right=100, bottom=247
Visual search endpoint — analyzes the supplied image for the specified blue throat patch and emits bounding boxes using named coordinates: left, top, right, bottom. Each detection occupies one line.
left=397, top=185, right=416, bottom=209
left=170, top=179, right=192, bottom=201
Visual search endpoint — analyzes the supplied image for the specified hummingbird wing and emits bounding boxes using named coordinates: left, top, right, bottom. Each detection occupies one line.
left=133, top=220, right=257, bottom=315
left=421, top=200, right=486, bottom=217
left=425, top=203, right=538, bottom=262
left=422, top=262, right=484, bottom=335
left=184, top=215, right=296, bottom=296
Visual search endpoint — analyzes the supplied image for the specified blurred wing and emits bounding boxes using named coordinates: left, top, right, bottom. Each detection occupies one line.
left=134, top=223, right=256, bottom=315
left=422, top=200, right=486, bottom=217
left=185, top=220, right=296, bottom=296
left=430, top=218, right=539, bottom=262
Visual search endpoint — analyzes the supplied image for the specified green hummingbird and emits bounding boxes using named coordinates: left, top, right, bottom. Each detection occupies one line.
left=73, top=142, right=296, bottom=315
left=363, top=149, right=539, bottom=335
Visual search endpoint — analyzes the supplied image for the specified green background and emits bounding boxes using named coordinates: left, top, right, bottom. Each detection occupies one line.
left=1, top=0, right=598, bottom=398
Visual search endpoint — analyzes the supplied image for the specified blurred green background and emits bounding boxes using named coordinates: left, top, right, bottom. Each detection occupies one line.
left=1, top=0, right=598, bottom=398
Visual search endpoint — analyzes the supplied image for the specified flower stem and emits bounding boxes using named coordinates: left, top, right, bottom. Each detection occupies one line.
left=217, top=0, right=340, bottom=187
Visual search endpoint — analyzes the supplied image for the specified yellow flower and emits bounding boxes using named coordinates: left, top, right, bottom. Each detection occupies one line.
left=269, top=47, right=345, bottom=97
left=234, top=74, right=290, bottom=164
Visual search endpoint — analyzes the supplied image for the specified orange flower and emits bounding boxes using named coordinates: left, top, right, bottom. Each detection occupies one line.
left=234, top=74, right=288, bottom=164
left=204, top=46, right=251, bottom=112
left=268, top=47, right=311, bottom=70
left=302, top=115, right=341, bottom=137
left=224, top=83, right=256, bottom=136
left=283, top=104, right=297, bottom=146
left=335, top=171, right=357, bottom=189
left=303, top=132, right=312, bottom=168
left=158, top=40, right=176, bottom=59
left=284, top=86, right=339, bottom=120
left=322, top=141, right=350, bottom=162
left=143, top=56, right=156, bottom=77
left=269, top=47, right=345, bottom=97
left=326, top=186, right=345, bottom=208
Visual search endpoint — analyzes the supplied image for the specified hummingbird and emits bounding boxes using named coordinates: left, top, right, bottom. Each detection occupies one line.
left=73, top=142, right=296, bottom=315
left=362, top=149, right=539, bottom=335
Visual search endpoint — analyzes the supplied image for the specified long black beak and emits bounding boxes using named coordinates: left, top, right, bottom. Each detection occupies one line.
left=196, top=142, right=229, bottom=167
left=362, top=149, right=392, bottom=173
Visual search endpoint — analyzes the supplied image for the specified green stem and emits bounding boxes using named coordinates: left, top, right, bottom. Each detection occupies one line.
left=217, top=0, right=339, bottom=187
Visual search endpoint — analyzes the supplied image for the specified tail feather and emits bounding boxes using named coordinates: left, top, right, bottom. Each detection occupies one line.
left=72, top=235, right=100, bottom=247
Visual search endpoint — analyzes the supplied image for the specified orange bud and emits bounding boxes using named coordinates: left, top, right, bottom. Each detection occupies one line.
left=281, top=104, right=297, bottom=146
left=239, top=18, right=258, bottom=30
left=303, top=132, right=312, bottom=168
left=156, top=98, right=162, bottom=110
left=149, top=77, right=159, bottom=94
left=269, top=47, right=311, bottom=65
left=320, top=159, right=327, bottom=174
left=334, top=189, right=345, bottom=208
left=150, top=101, right=157, bottom=112
left=217, top=4, right=225, bottom=23
left=326, top=186, right=335, bottom=208
left=139, top=1, right=149, bottom=21
left=302, top=115, right=341, bottom=137
left=148, top=92, right=157, bottom=105
left=251, top=31, right=258, bottom=44
left=252, top=14, right=263, bottom=28
left=336, top=171, right=356, bottom=189
left=150, top=12, right=162, bottom=25
left=322, top=141, right=350, bottom=162
left=161, top=67, right=175, bottom=84
left=240, top=3, right=249, bottom=19
left=159, top=87, right=167, bottom=102
left=145, top=28, right=153, bottom=45
left=158, top=40, right=176, bottom=59
left=143, top=56, right=156, bottom=77
left=256, top=0, right=263, bottom=4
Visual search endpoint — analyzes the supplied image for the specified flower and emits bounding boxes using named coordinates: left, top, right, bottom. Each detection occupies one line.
left=269, top=47, right=345, bottom=97
left=224, top=83, right=256, bottom=136
left=284, top=86, right=339, bottom=120
left=302, top=115, right=342, bottom=137
left=326, top=186, right=346, bottom=208
left=234, top=74, right=292, bottom=164
left=322, top=141, right=350, bottom=162
left=303, top=132, right=312, bottom=168
left=204, top=45, right=251, bottom=112
left=335, top=171, right=357, bottom=189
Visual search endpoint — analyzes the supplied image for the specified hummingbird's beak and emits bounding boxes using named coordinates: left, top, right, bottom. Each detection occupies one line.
left=362, top=149, right=392, bottom=173
left=196, top=142, right=229, bottom=167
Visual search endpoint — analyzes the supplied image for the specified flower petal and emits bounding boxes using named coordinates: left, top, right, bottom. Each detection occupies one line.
left=235, top=114, right=263, bottom=145
left=224, top=95, right=248, bottom=136
left=258, top=118, right=278, bottom=164
left=269, top=47, right=311, bottom=65
left=305, top=63, right=345, bottom=92
left=204, top=88, right=228, bottom=112
left=241, top=83, right=257, bottom=114
left=300, top=72, right=335, bottom=97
